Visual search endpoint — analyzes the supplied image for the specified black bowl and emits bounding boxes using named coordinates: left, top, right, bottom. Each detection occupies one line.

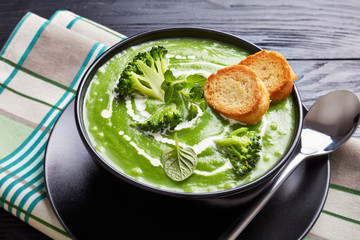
left=75, top=28, right=303, bottom=207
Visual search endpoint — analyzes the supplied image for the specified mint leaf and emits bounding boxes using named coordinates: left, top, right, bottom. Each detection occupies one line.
left=162, top=70, right=185, bottom=105
left=161, top=133, right=197, bottom=181
left=186, top=104, right=198, bottom=121
left=186, top=74, right=207, bottom=88
left=189, top=83, right=204, bottom=101
left=160, top=70, right=205, bottom=123
left=163, top=69, right=177, bottom=84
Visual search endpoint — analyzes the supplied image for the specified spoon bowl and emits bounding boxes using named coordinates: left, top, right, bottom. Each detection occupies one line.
left=303, top=90, right=360, bottom=154
left=221, top=90, right=360, bottom=240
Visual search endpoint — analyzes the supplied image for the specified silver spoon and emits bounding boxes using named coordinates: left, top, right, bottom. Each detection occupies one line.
left=220, top=90, right=360, bottom=240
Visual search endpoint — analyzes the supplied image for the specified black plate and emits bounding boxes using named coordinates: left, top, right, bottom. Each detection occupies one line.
left=44, top=100, right=329, bottom=240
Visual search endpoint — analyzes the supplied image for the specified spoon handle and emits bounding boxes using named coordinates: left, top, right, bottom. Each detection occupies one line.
left=219, top=152, right=308, bottom=240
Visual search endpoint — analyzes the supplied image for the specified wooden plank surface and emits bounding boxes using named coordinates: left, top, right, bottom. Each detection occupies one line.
left=1, top=0, right=359, bottom=59
left=292, top=60, right=360, bottom=108
left=0, top=0, right=359, bottom=239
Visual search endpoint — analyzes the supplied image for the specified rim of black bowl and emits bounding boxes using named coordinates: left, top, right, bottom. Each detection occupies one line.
left=75, top=27, right=303, bottom=199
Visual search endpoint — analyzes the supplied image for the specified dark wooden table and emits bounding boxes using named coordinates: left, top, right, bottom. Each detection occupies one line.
left=0, top=0, right=359, bottom=239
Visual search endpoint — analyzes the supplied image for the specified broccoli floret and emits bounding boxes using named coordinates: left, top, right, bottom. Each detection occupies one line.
left=115, top=46, right=169, bottom=101
left=150, top=46, right=168, bottom=74
left=214, top=127, right=261, bottom=176
left=131, top=103, right=182, bottom=132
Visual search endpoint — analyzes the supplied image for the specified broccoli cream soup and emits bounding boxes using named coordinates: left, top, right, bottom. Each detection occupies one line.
left=84, top=38, right=296, bottom=193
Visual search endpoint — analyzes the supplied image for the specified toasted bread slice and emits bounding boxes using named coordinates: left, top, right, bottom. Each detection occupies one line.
left=239, top=50, right=296, bottom=103
left=204, top=65, right=270, bottom=125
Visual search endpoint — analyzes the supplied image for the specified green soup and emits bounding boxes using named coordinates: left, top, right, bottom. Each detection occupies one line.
left=84, top=38, right=296, bottom=193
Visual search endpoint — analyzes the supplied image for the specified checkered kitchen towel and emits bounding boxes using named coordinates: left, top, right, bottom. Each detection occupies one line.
left=0, top=10, right=125, bottom=239
left=0, top=10, right=359, bottom=240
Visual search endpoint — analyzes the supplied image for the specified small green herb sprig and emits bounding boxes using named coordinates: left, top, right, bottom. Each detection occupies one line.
left=161, top=70, right=207, bottom=121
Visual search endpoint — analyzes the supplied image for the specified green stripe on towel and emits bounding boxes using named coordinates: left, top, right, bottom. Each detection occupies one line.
left=3, top=160, right=44, bottom=212
left=12, top=172, right=44, bottom=215
left=0, top=18, right=51, bottom=94
left=17, top=182, right=45, bottom=217
left=0, top=12, right=32, bottom=56
left=322, top=210, right=360, bottom=225
left=0, top=114, right=34, bottom=159
left=24, top=192, right=47, bottom=223
left=330, top=184, right=360, bottom=196
left=0, top=12, right=128, bottom=239
left=0, top=83, right=63, bottom=111
left=24, top=193, right=46, bottom=223
left=19, top=42, right=101, bottom=217
left=0, top=143, right=45, bottom=195
left=0, top=41, right=100, bottom=166
left=0, top=142, right=47, bottom=210
left=0, top=197, right=70, bottom=237
left=0, top=56, right=76, bottom=94
left=70, top=42, right=100, bottom=88
left=0, top=110, right=58, bottom=164
left=0, top=143, right=46, bottom=209
left=0, top=42, right=101, bottom=220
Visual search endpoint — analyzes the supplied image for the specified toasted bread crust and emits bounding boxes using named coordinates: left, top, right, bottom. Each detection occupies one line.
left=239, top=50, right=296, bottom=103
left=204, top=65, right=270, bottom=125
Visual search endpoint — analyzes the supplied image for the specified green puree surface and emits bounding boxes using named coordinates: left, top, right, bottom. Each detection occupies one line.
left=84, top=38, right=296, bottom=193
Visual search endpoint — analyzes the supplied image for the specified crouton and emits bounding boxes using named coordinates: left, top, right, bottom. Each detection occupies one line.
left=239, top=50, right=296, bottom=103
left=204, top=65, right=270, bottom=125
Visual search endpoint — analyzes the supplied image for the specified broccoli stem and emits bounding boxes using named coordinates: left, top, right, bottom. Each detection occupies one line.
left=130, top=75, right=161, bottom=100
left=136, top=60, right=165, bottom=101
left=229, top=127, right=248, bottom=137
